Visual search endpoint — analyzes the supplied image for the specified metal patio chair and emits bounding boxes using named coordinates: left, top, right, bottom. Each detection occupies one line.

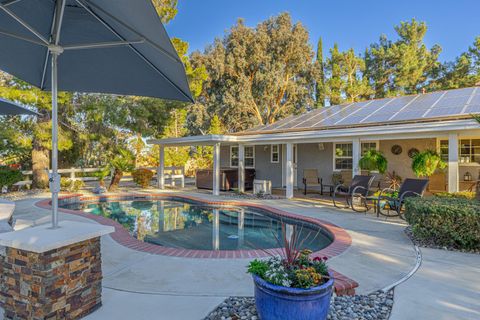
left=333, top=175, right=375, bottom=212
left=376, top=178, right=429, bottom=219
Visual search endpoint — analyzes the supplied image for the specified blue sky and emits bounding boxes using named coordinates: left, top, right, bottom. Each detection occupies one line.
left=165, top=0, right=480, bottom=63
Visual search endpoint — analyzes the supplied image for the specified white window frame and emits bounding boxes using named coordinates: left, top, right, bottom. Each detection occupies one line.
left=271, top=144, right=280, bottom=163
left=437, top=137, right=480, bottom=166
left=230, top=145, right=255, bottom=168
left=333, top=142, right=353, bottom=171
left=333, top=141, right=378, bottom=171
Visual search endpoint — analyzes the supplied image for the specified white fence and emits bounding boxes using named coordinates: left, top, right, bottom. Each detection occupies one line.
left=20, top=166, right=185, bottom=184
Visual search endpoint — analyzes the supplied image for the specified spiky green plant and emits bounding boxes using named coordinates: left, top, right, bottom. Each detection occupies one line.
left=108, top=149, right=135, bottom=191
left=411, top=150, right=446, bottom=178
left=358, top=149, right=388, bottom=174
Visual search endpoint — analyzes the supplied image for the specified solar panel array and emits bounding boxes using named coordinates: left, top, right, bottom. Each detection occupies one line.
left=247, top=87, right=480, bottom=133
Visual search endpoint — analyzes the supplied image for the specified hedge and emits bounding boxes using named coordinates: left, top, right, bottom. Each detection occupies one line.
left=132, top=168, right=153, bottom=188
left=404, top=197, right=480, bottom=251
left=0, top=167, right=23, bottom=188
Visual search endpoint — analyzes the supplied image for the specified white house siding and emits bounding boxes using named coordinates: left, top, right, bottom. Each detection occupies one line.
left=254, top=145, right=283, bottom=187
left=219, top=145, right=283, bottom=187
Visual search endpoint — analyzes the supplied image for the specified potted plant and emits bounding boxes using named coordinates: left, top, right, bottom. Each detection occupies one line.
left=411, top=150, right=446, bottom=178
left=358, top=150, right=388, bottom=174
left=92, top=166, right=111, bottom=188
left=247, top=225, right=333, bottom=320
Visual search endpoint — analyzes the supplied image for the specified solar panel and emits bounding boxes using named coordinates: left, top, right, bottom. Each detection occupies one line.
left=247, top=87, right=480, bottom=133
left=465, top=105, right=480, bottom=113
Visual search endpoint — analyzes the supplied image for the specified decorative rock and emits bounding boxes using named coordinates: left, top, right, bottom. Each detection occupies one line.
left=204, top=290, right=394, bottom=320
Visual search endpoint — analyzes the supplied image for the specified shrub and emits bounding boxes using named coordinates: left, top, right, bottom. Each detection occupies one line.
left=132, top=168, right=153, bottom=188
left=0, top=167, right=23, bottom=188
left=435, top=191, right=477, bottom=200
left=60, top=177, right=85, bottom=192
left=404, top=197, right=480, bottom=251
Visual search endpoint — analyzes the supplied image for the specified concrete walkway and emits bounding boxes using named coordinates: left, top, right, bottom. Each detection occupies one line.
left=2, top=190, right=479, bottom=319
left=391, top=248, right=480, bottom=320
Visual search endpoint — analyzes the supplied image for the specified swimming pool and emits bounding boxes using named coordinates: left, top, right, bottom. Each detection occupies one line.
left=60, top=197, right=333, bottom=251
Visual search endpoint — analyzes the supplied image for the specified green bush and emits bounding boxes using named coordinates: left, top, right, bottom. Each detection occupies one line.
left=132, top=168, right=154, bottom=188
left=0, top=167, right=23, bottom=188
left=60, top=177, right=85, bottom=192
left=434, top=191, right=477, bottom=200
left=404, top=197, right=480, bottom=250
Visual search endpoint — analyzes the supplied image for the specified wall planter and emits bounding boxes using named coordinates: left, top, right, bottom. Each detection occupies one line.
left=252, top=273, right=334, bottom=320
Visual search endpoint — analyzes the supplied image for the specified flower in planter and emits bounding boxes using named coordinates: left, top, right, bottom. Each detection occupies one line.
left=247, top=225, right=330, bottom=289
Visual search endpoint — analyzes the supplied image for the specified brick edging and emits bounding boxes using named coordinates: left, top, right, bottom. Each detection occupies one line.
left=36, top=193, right=358, bottom=295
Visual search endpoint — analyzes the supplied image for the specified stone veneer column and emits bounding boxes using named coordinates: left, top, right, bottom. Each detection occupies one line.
left=0, top=221, right=113, bottom=320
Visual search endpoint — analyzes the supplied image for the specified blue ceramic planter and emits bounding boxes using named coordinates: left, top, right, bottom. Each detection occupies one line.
left=253, top=273, right=334, bottom=320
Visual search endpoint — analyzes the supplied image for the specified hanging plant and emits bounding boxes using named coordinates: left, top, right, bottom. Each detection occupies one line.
left=358, top=150, right=388, bottom=174
left=411, top=150, right=446, bottom=177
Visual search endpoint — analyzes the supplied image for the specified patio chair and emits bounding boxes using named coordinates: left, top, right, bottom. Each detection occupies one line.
left=302, top=169, right=321, bottom=195
left=333, top=175, right=375, bottom=212
left=376, top=178, right=429, bottom=219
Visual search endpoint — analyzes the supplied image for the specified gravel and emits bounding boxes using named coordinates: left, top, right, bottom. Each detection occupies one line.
left=0, top=189, right=46, bottom=201
left=204, top=290, right=394, bottom=320
left=405, top=226, right=479, bottom=254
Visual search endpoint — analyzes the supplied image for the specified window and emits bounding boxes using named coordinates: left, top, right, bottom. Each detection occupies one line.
left=361, top=142, right=377, bottom=155
left=230, top=146, right=255, bottom=168
left=271, top=144, right=279, bottom=163
left=334, top=143, right=353, bottom=170
left=438, top=139, right=480, bottom=164
left=334, top=142, right=378, bottom=170
left=230, top=146, right=239, bottom=167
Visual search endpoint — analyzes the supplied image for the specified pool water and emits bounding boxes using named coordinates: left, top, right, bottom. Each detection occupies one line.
left=61, top=199, right=333, bottom=251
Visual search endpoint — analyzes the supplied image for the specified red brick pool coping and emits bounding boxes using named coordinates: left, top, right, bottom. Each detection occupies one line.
left=36, top=193, right=358, bottom=295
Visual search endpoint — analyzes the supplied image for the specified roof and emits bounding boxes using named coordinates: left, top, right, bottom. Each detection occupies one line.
left=240, top=86, right=480, bottom=135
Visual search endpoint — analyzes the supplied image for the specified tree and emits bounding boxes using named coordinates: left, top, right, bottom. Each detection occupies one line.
left=0, top=74, right=73, bottom=188
left=108, top=148, right=135, bottom=191
left=314, top=37, right=325, bottom=107
left=152, top=0, right=178, bottom=24
left=341, top=49, right=373, bottom=102
left=325, top=43, right=344, bottom=105
left=365, top=35, right=395, bottom=98
left=389, top=19, right=441, bottom=94
left=195, top=13, right=316, bottom=131
left=429, top=37, right=480, bottom=90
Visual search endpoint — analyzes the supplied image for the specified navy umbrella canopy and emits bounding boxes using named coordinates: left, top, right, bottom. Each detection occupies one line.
left=0, top=0, right=193, bottom=227
left=0, top=97, right=39, bottom=116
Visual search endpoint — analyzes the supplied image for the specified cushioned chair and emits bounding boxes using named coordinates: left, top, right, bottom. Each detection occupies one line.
left=302, top=169, right=321, bottom=195
left=333, top=175, right=375, bottom=212
left=377, top=178, right=429, bottom=219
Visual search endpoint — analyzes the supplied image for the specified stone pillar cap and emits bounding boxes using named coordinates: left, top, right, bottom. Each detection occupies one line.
left=0, top=221, right=114, bottom=253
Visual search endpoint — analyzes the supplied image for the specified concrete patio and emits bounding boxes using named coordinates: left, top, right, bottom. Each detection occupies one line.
left=3, top=189, right=479, bottom=319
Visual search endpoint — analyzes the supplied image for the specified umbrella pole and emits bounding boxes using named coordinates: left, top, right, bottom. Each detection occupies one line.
left=51, top=52, right=59, bottom=228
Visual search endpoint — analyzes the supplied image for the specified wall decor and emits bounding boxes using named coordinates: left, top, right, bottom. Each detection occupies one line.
left=391, top=144, right=402, bottom=155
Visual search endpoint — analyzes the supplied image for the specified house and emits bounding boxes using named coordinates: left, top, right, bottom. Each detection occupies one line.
left=148, top=86, right=480, bottom=198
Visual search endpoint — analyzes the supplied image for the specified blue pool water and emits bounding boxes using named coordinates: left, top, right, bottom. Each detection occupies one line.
left=61, top=198, right=333, bottom=251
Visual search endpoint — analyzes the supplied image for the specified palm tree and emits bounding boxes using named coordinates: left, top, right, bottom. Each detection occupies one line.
left=108, top=149, right=135, bottom=192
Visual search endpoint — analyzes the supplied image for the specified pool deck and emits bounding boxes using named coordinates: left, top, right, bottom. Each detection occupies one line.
left=4, top=188, right=480, bottom=320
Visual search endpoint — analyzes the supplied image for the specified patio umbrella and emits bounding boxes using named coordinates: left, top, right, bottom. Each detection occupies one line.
left=0, top=0, right=193, bottom=228
left=0, top=97, right=40, bottom=116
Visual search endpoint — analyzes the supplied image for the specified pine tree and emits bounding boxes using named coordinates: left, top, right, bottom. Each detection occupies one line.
left=315, top=37, right=325, bottom=107
left=342, top=49, right=373, bottom=102
left=326, top=43, right=344, bottom=105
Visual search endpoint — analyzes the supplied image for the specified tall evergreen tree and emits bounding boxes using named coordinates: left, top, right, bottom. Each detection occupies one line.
left=342, top=49, right=373, bottom=102
left=315, top=37, right=325, bottom=107
left=326, top=43, right=344, bottom=105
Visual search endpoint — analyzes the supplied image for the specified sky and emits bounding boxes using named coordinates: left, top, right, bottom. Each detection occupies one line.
left=165, top=0, right=480, bottom=63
